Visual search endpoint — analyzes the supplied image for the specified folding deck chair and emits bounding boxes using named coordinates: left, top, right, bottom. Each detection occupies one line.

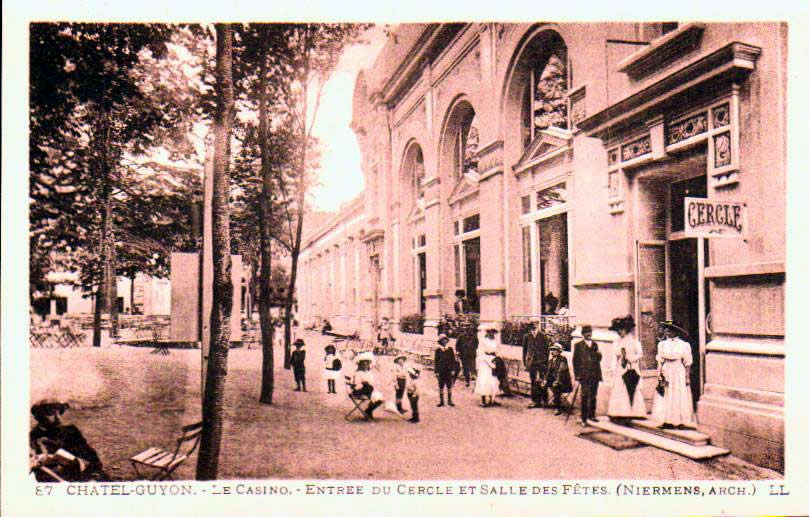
left=130, top=421, right=202, bottom=480
left=343, top=375, right=372, bottom=421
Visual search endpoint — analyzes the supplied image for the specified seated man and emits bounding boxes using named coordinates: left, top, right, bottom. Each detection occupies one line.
left=29, top=399, right=108, bottom=482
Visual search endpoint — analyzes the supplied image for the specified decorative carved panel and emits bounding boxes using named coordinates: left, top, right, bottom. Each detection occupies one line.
left=666, top=112, right=707, bottom=145
left=712, top=102, right=730, bottom=127
left=607, top=148, right=620, bottom=166
left=621, top=135, right=652, bottom=162
left=714, top=132, right=732, bottom=168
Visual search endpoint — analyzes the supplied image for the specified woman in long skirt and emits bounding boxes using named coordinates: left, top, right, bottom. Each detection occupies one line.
left=606, top=315, right=647, bottom=420
left=475, top=327, right=500, bottom=407
left=651, top=321, right=696, bottom=429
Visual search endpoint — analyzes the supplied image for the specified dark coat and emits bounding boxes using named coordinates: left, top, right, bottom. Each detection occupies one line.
left=544, top=354, right=573, bottom=393
left=455, top=330, right=478, bottom=365
left=290, top=349, right=306, bottom=371
left=434, top=345, right=457, bottom=376
left=522, top=330, right=549, bottom=370
left=30, top=424, right=104, bottom=482
left=572, top=339, right=602, bottom=383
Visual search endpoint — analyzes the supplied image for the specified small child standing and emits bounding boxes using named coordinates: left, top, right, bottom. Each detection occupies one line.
left=392, top=355, right=409, bottom=415
left=406, top=366, right=421, bottom=423
left=291, top=339, right=306, bottom=392
left=323, top=344, right=342, bottom=394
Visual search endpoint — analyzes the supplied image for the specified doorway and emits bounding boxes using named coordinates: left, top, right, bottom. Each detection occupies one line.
left=463, top=238, right=480, bottom=313
left=635, top=170, right=708, bottom=405
left=537, top=212, right=569, bottom=314
left=669, top=174, right=708, bottom=406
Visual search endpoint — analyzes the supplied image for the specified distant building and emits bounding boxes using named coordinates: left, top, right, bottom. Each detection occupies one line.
left=296, top=23, right=786, bottom=470
left=33, top=271, right=170, bottom=318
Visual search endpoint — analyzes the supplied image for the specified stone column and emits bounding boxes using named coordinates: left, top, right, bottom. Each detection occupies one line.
left=476, top=141, right=506, bottom=328
left=422, top=196, right=442, bottom=339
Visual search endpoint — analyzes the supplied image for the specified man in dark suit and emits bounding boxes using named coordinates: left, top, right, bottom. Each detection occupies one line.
left=434, top=334, right=457, bottom=407
left=572, top=325, right=602, bottom=426
left=522, top=319, right=549, bottom=408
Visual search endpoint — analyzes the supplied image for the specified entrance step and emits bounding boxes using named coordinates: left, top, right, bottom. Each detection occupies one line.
left=588, top=418, right=730, bottom=461
left=627, top=418, right=710, bottom=447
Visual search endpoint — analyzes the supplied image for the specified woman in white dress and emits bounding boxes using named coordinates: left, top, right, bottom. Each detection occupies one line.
left=651, top=321, right=696, bottom=429
left=606, top=315, right=647, bottom=420
left=474, top=326, right=500, bottom=407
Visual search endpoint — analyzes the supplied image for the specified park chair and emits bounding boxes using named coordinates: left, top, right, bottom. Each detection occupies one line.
left=343, top=376, right=372, bottom=421
left=129, top=421, right=202, bottom=480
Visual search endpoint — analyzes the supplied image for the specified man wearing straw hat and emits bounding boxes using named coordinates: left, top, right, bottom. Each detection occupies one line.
left=544, top=343, right=572, bottom=415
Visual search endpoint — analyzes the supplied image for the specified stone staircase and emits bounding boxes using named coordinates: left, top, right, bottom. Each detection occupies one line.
left=589, top=417, right=729, bottom=460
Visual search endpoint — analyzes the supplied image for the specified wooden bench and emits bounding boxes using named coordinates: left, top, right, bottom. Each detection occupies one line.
left=130, top=422, right=202, bottom=480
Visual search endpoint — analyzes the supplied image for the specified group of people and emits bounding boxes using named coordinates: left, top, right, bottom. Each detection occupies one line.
left=569, top=315, right=696, bottom=429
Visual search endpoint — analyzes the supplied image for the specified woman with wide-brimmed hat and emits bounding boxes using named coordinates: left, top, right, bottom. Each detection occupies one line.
left=352, top=352, right=384, bottom=420
left=606, top=315, right=647, bottom=420
left=651, top=320, right=696, bottom=429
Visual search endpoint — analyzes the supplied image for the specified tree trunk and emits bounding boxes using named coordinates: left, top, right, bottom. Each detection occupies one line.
left=92, top=285, right=103, bottom=347
left=257, top=44, right=275, bottom=404
left=92, top=175, right=111, bottom=348
left=196, top=23, right=234, bottom=481
left=107, top=193, right=119, bottom=338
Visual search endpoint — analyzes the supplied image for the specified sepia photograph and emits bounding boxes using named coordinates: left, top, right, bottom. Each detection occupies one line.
left=4, top=2, right=809, bottom=516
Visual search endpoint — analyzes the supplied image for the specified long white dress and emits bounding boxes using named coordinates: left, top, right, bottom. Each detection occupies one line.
left=651, top=337, right=695, bottom=427
left=474, top=352, right=499, bottom=397
left=607, top=334, right=647, bottom=418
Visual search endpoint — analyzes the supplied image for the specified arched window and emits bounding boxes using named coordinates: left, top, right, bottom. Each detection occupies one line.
left=520, top=34, right=568, bottom=149
left=441, top=101, right=478, bottom=180
left=413, top=147, right=425, bottom=200
left=454, top=112, right=479, bottom=178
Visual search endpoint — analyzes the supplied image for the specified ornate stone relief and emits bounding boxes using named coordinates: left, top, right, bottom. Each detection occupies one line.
left=666, top=111, right=708, bottom=145
left=713, top=132, right=731, bottom=168
left=621, top=135, right=652, bottom=162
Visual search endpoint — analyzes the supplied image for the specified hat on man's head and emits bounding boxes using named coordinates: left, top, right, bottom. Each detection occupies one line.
left=483, top=324, right=499, bottom=334
left=659, top=320, right=688, bottom=338
left=437, top=334, right=449, bottom=344
left=394, top=354, right=407, bottom=363
left=293, top=339, right=305, bottom=348
left=31, top=398, right=69, bottom=421
left=580, top=324, right=593, bottom=334
left=325, top=344, right=336, bottom=354
left=407, top=366, right=421, bottom=378
left=455, top=289, right=466, bottom=297
left=549, top=343, right=564, bottom=352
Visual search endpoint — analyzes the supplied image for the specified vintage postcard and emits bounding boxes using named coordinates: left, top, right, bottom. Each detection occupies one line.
left=3, top=1, right=809, bottom=516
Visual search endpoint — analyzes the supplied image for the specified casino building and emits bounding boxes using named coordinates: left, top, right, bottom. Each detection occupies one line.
left=296, top=23, right=786, bottom=470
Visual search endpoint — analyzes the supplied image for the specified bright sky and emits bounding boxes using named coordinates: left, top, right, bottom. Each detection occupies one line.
left=308, top=26, right=387, bottom=212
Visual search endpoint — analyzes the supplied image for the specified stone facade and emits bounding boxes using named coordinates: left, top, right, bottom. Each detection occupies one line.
left=296, top=23, right=786, bottom=471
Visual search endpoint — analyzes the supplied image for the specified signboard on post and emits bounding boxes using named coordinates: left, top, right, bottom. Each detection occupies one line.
left=683, top=197, right=747, bottom=238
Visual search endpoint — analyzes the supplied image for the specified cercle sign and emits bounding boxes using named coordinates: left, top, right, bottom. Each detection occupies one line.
left=683, top=197, right=747, bottom=238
